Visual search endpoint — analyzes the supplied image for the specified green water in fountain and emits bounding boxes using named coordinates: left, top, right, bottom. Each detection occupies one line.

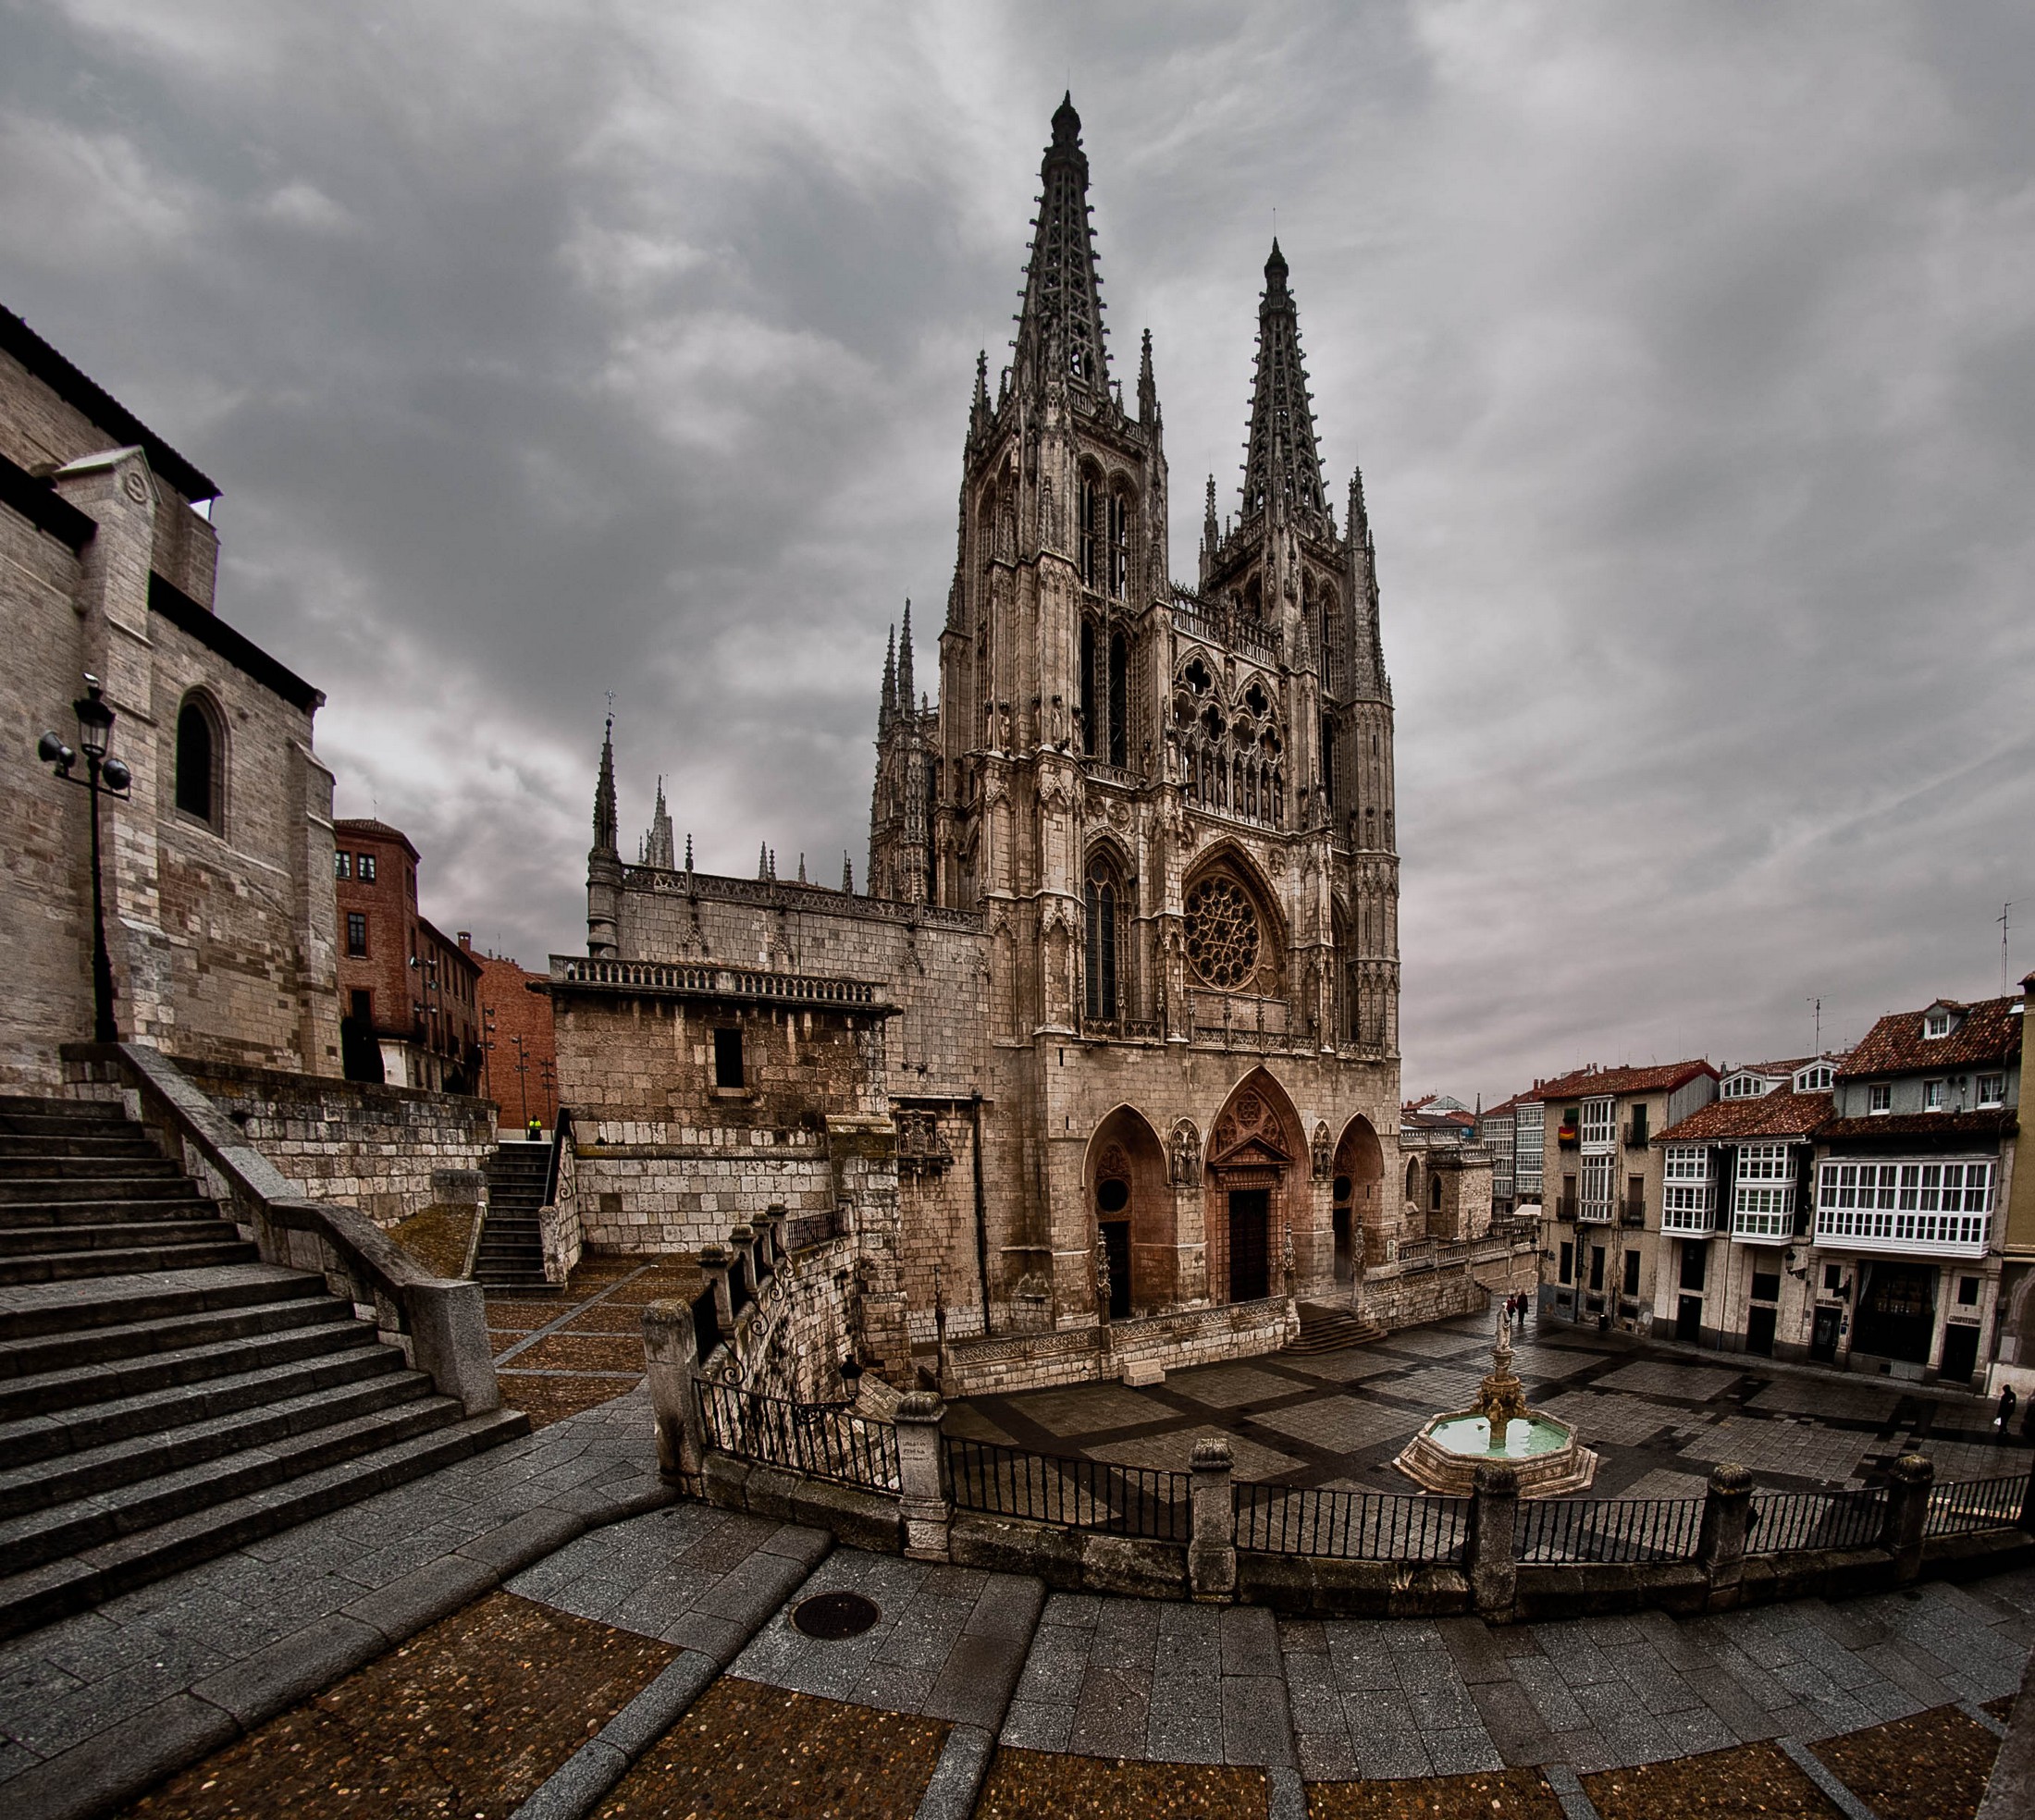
left=1428, top=1414, right=1572, bottom=1459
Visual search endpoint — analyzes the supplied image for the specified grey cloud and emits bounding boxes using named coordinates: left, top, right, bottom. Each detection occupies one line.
left=4, top=0, right=2031, bottom=1099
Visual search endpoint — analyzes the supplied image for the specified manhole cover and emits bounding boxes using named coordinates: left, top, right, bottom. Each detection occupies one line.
left=792, top=1591, right=881, bottom=1640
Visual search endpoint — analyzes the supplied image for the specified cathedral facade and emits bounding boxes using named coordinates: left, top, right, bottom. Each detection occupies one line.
left=554, top=100, right=1438, bottom=1383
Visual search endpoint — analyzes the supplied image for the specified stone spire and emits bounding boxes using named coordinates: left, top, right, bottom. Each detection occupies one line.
left=758, top=842, right=771, bottom=879
left=880, top=624, right=896, bottom=733
left=843, top=850, right=855, bottom=893
left=592, top=714, right=618, bottom=856
left=1137, top=326, right=1158, bottom=424
left=1014, top=93, right=1108, bottom=400
left=897, top=601, right=915, bottom=712
left=1348, top=465, right=1369, bottom=546
left=642, top=776, right=675, bottom=870
left=1240, top=239, right=1327, bottom=524
left=968, top=349, right=991, bottom=444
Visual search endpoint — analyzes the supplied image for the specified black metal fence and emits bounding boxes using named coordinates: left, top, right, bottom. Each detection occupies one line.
left=784, top=1207, right=844, bottom=1252
left=946, top=1435, right=1190, bottom=1541
left=1515, top=1495, right=1704, bottom=1565
left=1236, top=1484, right=1467, bottom=1562
left=1747, top=1487, right=1885, bottom=1555
left=1925, top=1472, right=2027, bottom=1538
left=699, top=1380, right=898, bottom=1493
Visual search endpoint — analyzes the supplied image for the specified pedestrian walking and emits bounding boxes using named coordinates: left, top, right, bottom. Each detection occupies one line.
left=1997, top=1383, right=2018, bottom=1430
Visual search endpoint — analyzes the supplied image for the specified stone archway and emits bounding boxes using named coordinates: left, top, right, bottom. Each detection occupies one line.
left=1332, top=1114, right=1385, bottom=1280
left=1084, top=1106, right=1174, bottom=1316
left=1204, top=1069, right=1305, bottom=1306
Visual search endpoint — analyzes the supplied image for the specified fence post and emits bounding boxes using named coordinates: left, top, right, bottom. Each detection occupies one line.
left=759, top=1203, right=787, bottom=1269
left=2019, top=1458, right=2035, bottom=1533
left=700, top=1244, right=734, bottom=1335
left=642, top=1298, right=706, bottom=1493
left=1466, top=1463, right=1520, bottom=1616
left=728, top=1224, right=758, bottom=1309
left=1189, top=1437, right=1238, bottom=1600
left=1696, top=1462, right=1753, bottom=1602
left=1881, top=1452, right=1933, bottom=1581
left=894, top=1391, right=953, bottom=1562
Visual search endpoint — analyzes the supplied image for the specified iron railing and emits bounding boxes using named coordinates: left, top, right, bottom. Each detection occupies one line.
left=1236, top=1484, right=1466, bottom=1562
left=1925, top=1470, right=2029, bottom=1537
left=784, top=1206, right=843, bottom=1251
left=699, top=1381, right=899, bottom=1493
left=1515, top=1496, right=1704, bottom=1564
left=1747, top=1486, right=1885, bottom=1555
left=945, top=1435, right=1190, bottom=1541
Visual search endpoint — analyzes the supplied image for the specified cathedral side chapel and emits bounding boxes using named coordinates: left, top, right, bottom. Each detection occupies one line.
left=549, top=99, right=1511, bottom=1391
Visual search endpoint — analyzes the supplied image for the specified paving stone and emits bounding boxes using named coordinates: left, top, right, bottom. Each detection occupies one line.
left=1068, top=1665, right=1152, bottom=1756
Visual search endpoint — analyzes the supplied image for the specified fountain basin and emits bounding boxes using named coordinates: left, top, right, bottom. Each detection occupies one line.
left=1393, top=1408, right=1598, bottom=1497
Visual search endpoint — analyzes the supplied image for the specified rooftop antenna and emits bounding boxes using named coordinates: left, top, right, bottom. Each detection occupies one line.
left=1807, top=996, right=1821, bottom=1052
left=2002, top=901, right=2014, bottom=995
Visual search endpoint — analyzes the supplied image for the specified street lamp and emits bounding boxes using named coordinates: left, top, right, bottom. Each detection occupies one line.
left=38, top=676, right=132, bottom=1043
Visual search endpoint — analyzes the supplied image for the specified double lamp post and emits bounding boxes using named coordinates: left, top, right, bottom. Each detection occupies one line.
left=37, top=676, right=132, bottom=1044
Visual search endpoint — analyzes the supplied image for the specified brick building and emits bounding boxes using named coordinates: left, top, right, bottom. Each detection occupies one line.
left=1, top=305, right=340, bottom=1085
left=539, top=102, right=1549, bottom=1388
left=332, top=818, right=481, bottom=1094
left=460, top=937, right=557, bottom=1130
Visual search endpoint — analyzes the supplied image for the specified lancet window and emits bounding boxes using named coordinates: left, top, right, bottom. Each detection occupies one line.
left=1084, top=852, right=1128, bottom=1022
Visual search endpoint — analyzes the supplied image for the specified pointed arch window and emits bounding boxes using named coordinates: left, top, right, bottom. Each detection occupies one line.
left=175, top=691, right=225, bottom=831
left=1107, top=630, right=1128, bottom=769
left=1108, top=493, right=1128, bottom=599
left=1084, top=854, right=1126, bottom=1023
left=1079, top=617, right=1099, bottom=756
left=1079, top=475, right=1101, bottom=591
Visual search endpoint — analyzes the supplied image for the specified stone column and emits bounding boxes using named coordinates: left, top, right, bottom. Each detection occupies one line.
left=1696, top=1461, right=1754, bottom=1603
left=642, top=1298, right=705, bottom=1492
left=1189, top=1437, right=1238, bottom=1601
left=699, top=1244, right=734, bottom=1335
left=894, top=1390, right=952, bottom=1562
left=1881, top=1451, right=1934, bottom=1582
left=1466, top=1462, right=1520, bottom=1616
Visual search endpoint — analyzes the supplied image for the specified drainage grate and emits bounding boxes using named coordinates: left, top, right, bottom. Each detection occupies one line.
left=792, top=1591, right=882, bottom=1640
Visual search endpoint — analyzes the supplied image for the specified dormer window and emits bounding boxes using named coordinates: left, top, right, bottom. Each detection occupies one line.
left=1923, top=1006, right=1956, bottom=1039
left=1794, top=1064, right=1833, bottom=1092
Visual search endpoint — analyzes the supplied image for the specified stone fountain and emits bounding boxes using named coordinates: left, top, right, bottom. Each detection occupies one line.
left=1393, top=1302, right=1598, bottom=1497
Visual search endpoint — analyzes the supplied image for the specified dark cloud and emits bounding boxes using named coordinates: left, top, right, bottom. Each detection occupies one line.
left=5, top=1, right=2031, bottom=1099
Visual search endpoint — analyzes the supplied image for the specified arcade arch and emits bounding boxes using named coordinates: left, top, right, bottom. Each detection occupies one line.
left=1330, top=1113, right=1385, bottom=1281
left=1203, top=1068, right=1304, bottom=1305
left=1084, top=1106, right=1174, bottom=1316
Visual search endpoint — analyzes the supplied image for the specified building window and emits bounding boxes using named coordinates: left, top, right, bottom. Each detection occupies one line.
left=1429, top=1174, right=1443, bottom=1211
left=1622, top=1250, right=1640, bottom=1297
left=1978, top=1074, right=2004, bottom=1107
left=1182, top=873, right=1262, bottom=991
left=335, top=851, right=352, bottom=879
left=1815, top=1158, right=1995, bottom=1250
left=1823, top=1263, right=1843, bottom=1293
left=1515, top=1105, right=1544, bottom=1190
left=1722, top=1074, right=1766, bottom=1100
left=1079, top=618, right=1099, bottom=756
left=1580, top=1153, right=1614, bottom=1222
left=1083, top=862, right=1120, bottom=1022
left=1107, top=630, right=1128, bottom=769
left=1732, top=1142, right=1796, bottom=1238
left=1794, top=1063, right=1833, bottom=1091
left=1579, top=1097, right=1615, bottom=1150
left=359, top=853, right=376, bottom=883
left=1588, top=1246, right=1606, bottom=1292
left=1923, top=1079, right=1946, bottom=1112
left=1559, top=1241, right=1572, bottom=1285
left=1868, top=1083, right=1892, bottom=1115
left=1079, top=476, right=1101, bottom=591
left=1107, top=493, right=1128, bottom=600
left=713, top=1027, right=744, bottom=1088
left=346, top=913, right=367, bottom=957
left=1957, top=1275, right=1980, bottom=1306
left=1751, top=1271, right=1780, bottom=1302
left=174, top=693, right=224, bottom=829
left=1924, top=1008, right=1953, bottom=1039
left=349, top=989, right=372, bottom=1023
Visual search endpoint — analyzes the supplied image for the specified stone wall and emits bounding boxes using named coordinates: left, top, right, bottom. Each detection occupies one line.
left=940, top=1295, right=1298, bottom=1396
left=178, top=1059, right=495, bottom=1228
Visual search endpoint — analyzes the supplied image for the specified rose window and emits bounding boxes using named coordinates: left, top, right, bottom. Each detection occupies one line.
left=1183, top=877, right=1261, bottom=990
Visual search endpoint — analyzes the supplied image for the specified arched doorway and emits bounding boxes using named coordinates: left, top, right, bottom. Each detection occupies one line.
left=1205, top=1069, right=1304, bottom=1304
left=1331, top=1114, right=1384, bottom=1281
left=1085, top=1107, right=1174, bottom=1317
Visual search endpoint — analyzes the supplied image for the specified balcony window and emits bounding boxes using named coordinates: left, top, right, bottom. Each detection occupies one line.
left=1580, top=1097, right=1615, bottom=1151
left=1579, top=1153, right=1614, bottom=1223
left=1868, top=1083, right=1892, bottom=1115
left=1731, top=1142, right=1795, bottom=1240
left=1815, top=1157, right=1994, bottom=1257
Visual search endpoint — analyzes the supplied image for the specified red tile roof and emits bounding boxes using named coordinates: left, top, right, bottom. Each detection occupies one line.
left=1657, top=1091, right=1833, bottom=1145
left=1819, top=1111, right=2016, bottom=1143
left=1837, top=997, right=2022, bottom=1077
left=1530, top=1061, right=1716, bottom=1103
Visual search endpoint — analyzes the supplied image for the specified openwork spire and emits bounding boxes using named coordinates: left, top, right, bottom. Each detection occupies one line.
left=880, top=623, right=896, bottom=732
left=1014, top=93, right=1108, bottom=399
left=642, top=776, right=674, bottom=870
left=1240, top=240, right=1326, bottom=523
left=897, top=600, right=915, bottom=710
left=592, top=714, right=618, bottom=856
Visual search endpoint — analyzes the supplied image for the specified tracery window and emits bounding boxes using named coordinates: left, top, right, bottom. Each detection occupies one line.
left=1084, top=855, right=1125, bottom=1021
left=1108, top=493, right=1128, bottom=599
left=1079, top=475, right=1101, bottom=591
left=1183, top=875, right=1261, bottom=991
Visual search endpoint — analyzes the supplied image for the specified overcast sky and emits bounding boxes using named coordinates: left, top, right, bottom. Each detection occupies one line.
left=6, top=2, right=2031, bottom=1104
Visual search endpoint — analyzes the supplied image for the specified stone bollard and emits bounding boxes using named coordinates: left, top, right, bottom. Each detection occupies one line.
left=728, top=1224, right=758, bottom=1307
left=1696, top=1462, right=1754, bottom=1602
left=1881, top=1451, right=1934, bottom=1582
left=759, top=1204, right=788, bottom=1269
left=1188, top=1437, right=1238, bottom=1601
left=699, top=1245, right=734, bottom=1336
left=1466, top=1462, right=1520, bottom=1616
left=894, top=1390, right=953, bottom=1562
left=642, top=1298, right=706, bottom=1493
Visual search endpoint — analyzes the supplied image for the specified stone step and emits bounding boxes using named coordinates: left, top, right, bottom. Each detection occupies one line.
left=0, top=1217, right=242, bottom=1258
left=0, top=1406, right=531, bottom=1642
left=0, top=1393, right=471, bottom=1577
left=0, top=1110, right=138, bottom=1140
left=0, top=1239, right=261, bottom=1287
left=0, top=1174, right=200, bottom=1205
left=0, top=1265, right=326, bottom=1349
left=0, top=1197, right=230, bottom=1232
left=0, top=1095, right=130, bottom=1123
left=0, top=1310, right=378, bottom=1422
left=0, top=1138, right=172, bottom=1164
left=1286, top=1304, right=1387, bottom=1355
left=0, top=1365, right=438, bottom=1520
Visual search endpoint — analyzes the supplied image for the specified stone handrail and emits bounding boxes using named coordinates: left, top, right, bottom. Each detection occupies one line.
left=62, top=1042, right=499, bottom=1415
left=550, top=956, right=884, bottom=1008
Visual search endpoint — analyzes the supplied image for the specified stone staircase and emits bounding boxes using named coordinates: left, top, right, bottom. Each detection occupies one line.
left=0, top=1094, right=528, bottom=1640
left=1285, top=1300, right=1386, bottom=1355
left=475, top=1138, right=551, bottom=1290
